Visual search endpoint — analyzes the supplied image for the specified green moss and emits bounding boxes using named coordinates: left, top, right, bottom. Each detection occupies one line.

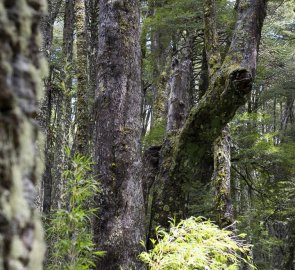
left=143, top=120, right=166, bottom=147
left=163, top=205, right=170, bottom=212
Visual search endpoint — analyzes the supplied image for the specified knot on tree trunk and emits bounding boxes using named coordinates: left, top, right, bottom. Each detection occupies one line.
left=229, top=68, right=252, bottom=95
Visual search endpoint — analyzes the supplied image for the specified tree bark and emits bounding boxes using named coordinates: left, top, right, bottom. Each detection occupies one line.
left=149, top=55, right=194, bottom=233
left=41, top=0, right=63, bottom=214
left=75, top=0, right=89, bottom=155
left=0, top=0, right=46, bottom=268
left=85, top=0, right=99, bottom=148
left=203, top=0, right=234, bottom=227
left=94, top=1, right=145, bottom=269
left=156, top=0, right=267, bottom=224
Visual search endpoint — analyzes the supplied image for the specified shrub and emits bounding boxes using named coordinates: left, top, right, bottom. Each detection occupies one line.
left=140, top=217, right=256, bottom=270
left=46, top=153, right=104, bottom=270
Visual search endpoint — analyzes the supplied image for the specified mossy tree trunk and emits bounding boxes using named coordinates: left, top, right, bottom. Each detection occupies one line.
left=149, top=44, right=194, bottom=235
left=75, top=0, right=89, bottom=155
left=51, top=0, right=75, bottom=210
left=203, top=0, right=234, bottom=227
left=154, top=0, right=267, bottom=226
left=0, top=0, right=46, bottom=268
left=212, top=126, right=234, bottom=227
left=94, top=1, right=145, bottom=269
left=148, top=2, right=168, bottom=131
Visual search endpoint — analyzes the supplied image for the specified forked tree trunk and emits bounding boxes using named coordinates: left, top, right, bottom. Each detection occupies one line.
left=94, top=1, right=145, bottom=269
left=155, top=0, right=267, bottom=224
left=0, top=0, right=46, bottom=268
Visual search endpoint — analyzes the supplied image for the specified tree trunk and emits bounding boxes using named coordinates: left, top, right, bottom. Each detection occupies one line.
left=149, top=55, right=194, bottom=233
left=204, top=0, right=234, bottom=227
left=75, top=0, right=89, bottom=155
left=85, top=0, right=99, bottom=148
left=41, top=0, right=63, bottom=214
left=51, top=0, right=75, bottom=210
left=0, top=0, right=46, bottom=268
left=156, top=0, right=267, bottom=224
left=94, top=1, right=145, bottom=269
left=212, top=126, right=234, bottom=227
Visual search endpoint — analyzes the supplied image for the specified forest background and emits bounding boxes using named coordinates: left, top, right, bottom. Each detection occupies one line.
left=0, top=0, right=294, bottom=269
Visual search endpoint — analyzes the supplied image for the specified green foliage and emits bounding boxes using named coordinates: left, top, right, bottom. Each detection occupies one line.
left=143, top=120, right=166, bottom=147
left=230, top=108, right=295, bottom=267
left=45, top=152, right=104, bottom=270
left=142, top=0, right=202, bottom=34
left=140, top=217, right=255, bottom=270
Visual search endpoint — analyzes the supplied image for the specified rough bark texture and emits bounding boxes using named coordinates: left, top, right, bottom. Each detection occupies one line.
left=75, top=0, right=89, bottom=155
left=203, top=0, right=221, bottom=78
left=166, top=60, right=194, bottom=132
left=94, top=1, right=145, bottom=269
left=212, top=126, right=234, bottom=227
left=204, top=0, right=234, bottom=227
left=155, top=0, right=267, bottom=224
left=0, top=0, right=46, bottom=268
left=85, top=0, right=99, bottom=146
left=149, top=56, right=194, bottom=232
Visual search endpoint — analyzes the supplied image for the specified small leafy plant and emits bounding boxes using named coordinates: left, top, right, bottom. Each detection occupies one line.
left=46, top=153, right=104, bottom=270
left=140, top=217, right=256, bottom=270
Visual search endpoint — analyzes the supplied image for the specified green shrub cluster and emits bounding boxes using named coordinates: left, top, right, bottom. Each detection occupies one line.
left=140, top=217, right=255, bottom=270
left=46, top=153, right=104, bottom=270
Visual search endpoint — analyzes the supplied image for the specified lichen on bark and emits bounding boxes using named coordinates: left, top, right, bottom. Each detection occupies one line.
left=94, top=1, right=145, bottom=269
left=0, top=0, right=46, bottom=269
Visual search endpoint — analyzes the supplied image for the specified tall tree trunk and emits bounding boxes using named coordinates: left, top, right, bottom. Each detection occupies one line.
left=52, top=0, right=75, bottom=209
left=149, top=54, right=194, bottom=234
left=203, top=0, right=234, bottom=227
left=212, top=126, right=234, bottom=227
left=149, top=3, right=167, bottom=130
left=75, top=0, right=89, bottom=155
left=156, top=0, right=267, bottom=224
left=41, top=0, right=63, bottom=214
left=85, top=0, right=99, bottom=149
left=94, top=1, right=145, bottom=269
left=0, top=0, right=46, bottom=268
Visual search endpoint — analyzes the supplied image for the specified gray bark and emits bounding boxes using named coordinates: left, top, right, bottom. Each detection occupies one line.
left=166, top=60, right=194, bottom=132
left=203, top=0, right=234, bottom=227
left=0, top=0, right=46, bottom=269
left=94, top=1, right=145, bottom=269
left=85, top=0, right=99, bottom=146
